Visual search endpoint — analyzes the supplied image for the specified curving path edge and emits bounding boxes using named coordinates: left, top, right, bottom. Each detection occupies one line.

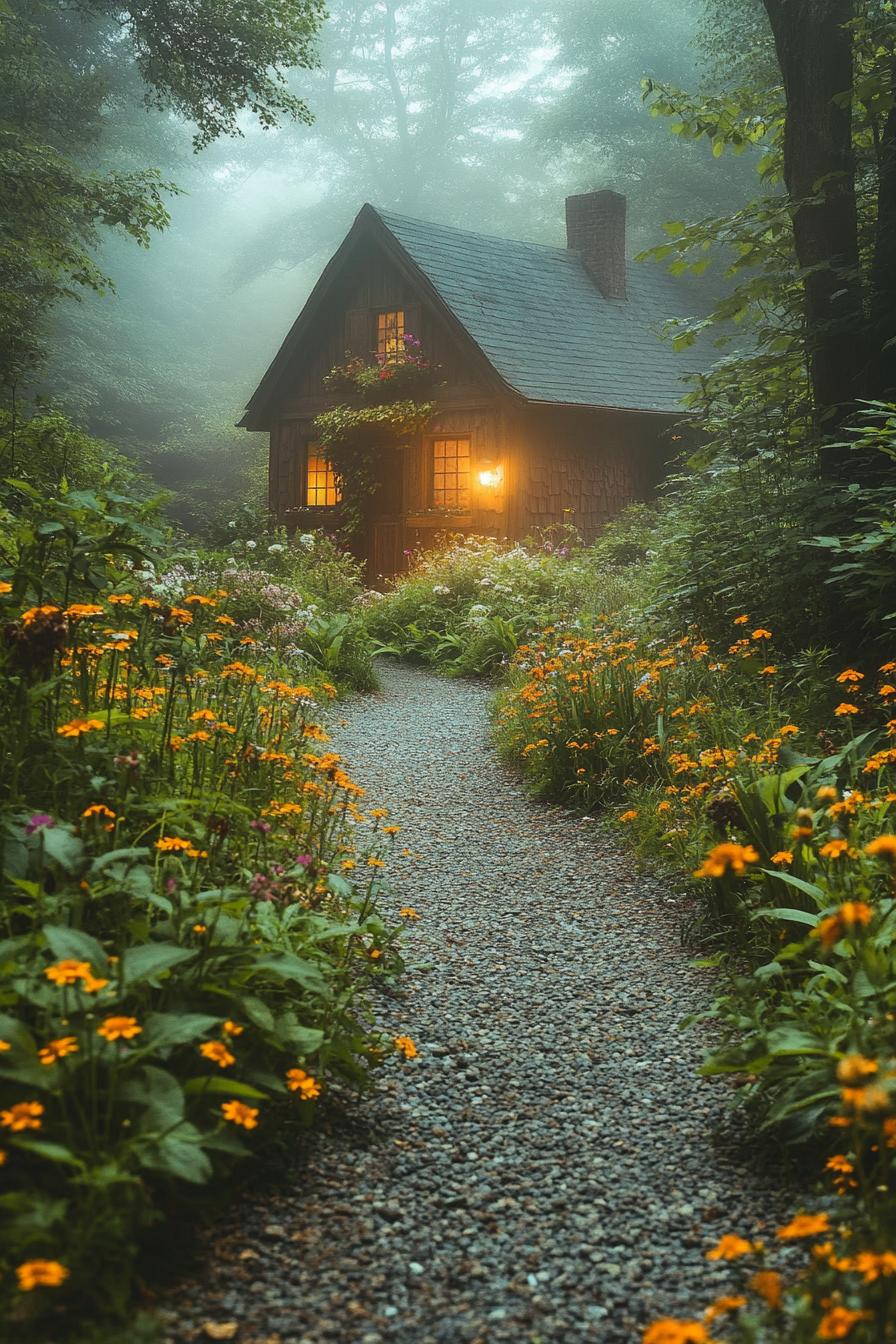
left=163, top=662, right=786, bottom=1344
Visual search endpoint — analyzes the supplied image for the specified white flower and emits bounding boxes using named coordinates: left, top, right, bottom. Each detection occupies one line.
left=227, top=520, right=237, bottom=529
left=432, top=584, right=450, bottom=595
left=267, top=543, right=285, bottom=555
left=299, top=533, right=315, bottom=551
left=245, top=540, right=257, bottom=550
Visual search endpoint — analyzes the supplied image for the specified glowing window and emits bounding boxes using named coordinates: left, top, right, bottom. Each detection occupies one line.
left=377, top=310, right=405, bottom=358
left=432, top=437, right=471, bottom=510
left=305, top=446, right=341, bottom=507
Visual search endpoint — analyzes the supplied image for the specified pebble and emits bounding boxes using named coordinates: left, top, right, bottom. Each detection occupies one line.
left=160, top=662, right=792, bottom=1344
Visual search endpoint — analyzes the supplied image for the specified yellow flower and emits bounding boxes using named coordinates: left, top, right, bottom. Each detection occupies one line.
left=64, top=603, right=104, bottom=619
left=286, top=1067, right=321, bottom=1099
left=394, top=1035, right=418, bottom=1060
left=199, top=1041, right=236, bottom=1068
left=751, top=628, right=772, bottom=640
left=834, top=703, right=860, bottom=716
left=221, top=1100, right=259, bottom=1129
left=97, top=1015, right=141, bottom=1042
left=0, top=1101, right=44, bottom=1131
left=0, top=581, right=11, bottom=595
left=705, top=1234, right=757, bottom=1261
left=694, top=843, right=759, bottom=879
left=222, top=1020, right=244, bottom=1036
left=399, top=907, right=420, bottom=920
left=38, top=1036, right=79, bottom=1065
left=841, top=1083, right=889, bottom=1112
left=776, top=1211, right=830, bottom=1239
left=733, top=614, right=749, bottom=624
left=770, top=851, right=793, bottom=866
left=836, top=669, right=865, bottom=684
left=16, top=1260, right=68, bottom=1291
left=820, top=839, right=850, bottom=859
left=0, top=1040, right=10, bottom=1052
left=56, top=718, right=104, bottom=738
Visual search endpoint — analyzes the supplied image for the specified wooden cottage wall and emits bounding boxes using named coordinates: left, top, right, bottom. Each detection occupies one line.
left=520, top=408, right=668, bottom=542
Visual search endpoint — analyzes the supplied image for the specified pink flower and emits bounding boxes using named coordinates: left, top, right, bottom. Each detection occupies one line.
left=25, top=813, right=55, bottom=835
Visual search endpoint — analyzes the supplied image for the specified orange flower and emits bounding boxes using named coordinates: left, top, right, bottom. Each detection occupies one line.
left=642, top=1319, right=713, bottom=1344
left=618, top=810, right=638, bottom=823
left=749, top=1269, right=782, bottom=1308
left=705, top=1234, right=757, bottom=1261
left=0, top=1101, right=44, bottom=1131
left=817, top=1306, right=872, bottom=1339
left=866, top=835, right=896, bottom=861
left=97, top=1015, right=141, bottom=1042
left=820, top=839, right=850, bottom=859
left=834, top=703, right=860, bottom=717
left=399, top=907, right=420, bottom=919
left=836, top=669, right=864, bottom=684
left=776, top=1211, right=830, bottom=1239
left=751, top=628, right=772, bottom=640
left=38, top=1036, right=79, bottom=1065
left=703, top=1295, right=746, bottom=1323
left=199, top=1041, right=235, bottom=1068
left=155, top=836, right=192, bottom=852
left=770, top=851, right=793, bottom=866
left=222, top=1020, right=244, bottom=1036
left=694, top=843, right=759, bottom=879
left=813, top=902, right=873, bottom=948
left=394, top=1035, right=418, bottom=1060
left=286, top=1067, right=321, bottom=1099
left=44, top=959, right=90, bottom=985
left=841, top=1083, right=889, bottom=1112
left=82, top=804, right=116, bottom=820
left=837, top=1055, right=878, bottom=1084
left=221, top=1100, right=259, bottom=1129
left=16, top=1260, right=68, bottom=1291
left=57, top=718, right=104, bottom=738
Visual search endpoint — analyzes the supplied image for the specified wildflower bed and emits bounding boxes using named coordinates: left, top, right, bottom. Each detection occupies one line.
left=495, top=620, right=896, bottom=1342
left=0, top=484, right=403, bottom=1337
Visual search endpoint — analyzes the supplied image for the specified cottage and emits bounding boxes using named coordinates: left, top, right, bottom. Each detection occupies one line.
left=239, top=190, right=703, bottom=578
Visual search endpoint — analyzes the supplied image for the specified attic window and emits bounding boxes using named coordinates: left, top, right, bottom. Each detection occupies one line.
left=432, top=437, right=471, bottom=510
left=377, top=310, right=405, bottom=358
left=306, top=446, right=341, bottom=507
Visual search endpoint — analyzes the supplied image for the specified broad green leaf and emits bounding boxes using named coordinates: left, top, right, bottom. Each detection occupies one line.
left=143, top=1013, right=220, bottom=1050
left=44, top=924, right=107, bottom=968
left=121, top=943, right=195, bottom=986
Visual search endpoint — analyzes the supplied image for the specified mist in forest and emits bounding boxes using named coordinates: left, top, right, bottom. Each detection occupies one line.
left=32, top=0, right=767, bottom=528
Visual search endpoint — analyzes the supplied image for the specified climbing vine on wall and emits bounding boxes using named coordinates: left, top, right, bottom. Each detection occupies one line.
left=314, top=336, right=442, bottom=537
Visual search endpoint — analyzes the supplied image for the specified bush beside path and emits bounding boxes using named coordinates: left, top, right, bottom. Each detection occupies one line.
left=161, top=662, right=789, bottom=1344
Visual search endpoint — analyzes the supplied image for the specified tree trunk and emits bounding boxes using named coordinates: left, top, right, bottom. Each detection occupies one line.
left=762, top=0, right=866, bottom=466
left=869, top=59, right=896, bottom=402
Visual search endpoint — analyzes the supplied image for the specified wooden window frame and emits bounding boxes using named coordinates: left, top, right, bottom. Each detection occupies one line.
left=303, top=441, right=341, bottom=509
left=429, top=434, right=473, bottom=513
left=376, top=309, right=405, bottom=360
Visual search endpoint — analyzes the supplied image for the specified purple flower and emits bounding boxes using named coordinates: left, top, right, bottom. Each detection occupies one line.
left=294, top=854, right=312, bottom=868
left=165, top=877, right=178, bottom=895
left=250, top=819, right=272, bottom=835
left=25, top=813, right=55, bottom=836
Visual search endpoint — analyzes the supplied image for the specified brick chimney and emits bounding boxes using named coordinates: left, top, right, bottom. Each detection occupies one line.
left=565, top=189, right=627, bottom=300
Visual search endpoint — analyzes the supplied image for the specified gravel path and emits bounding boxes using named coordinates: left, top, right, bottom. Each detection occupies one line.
left=163, top=661, right=789, bottom=1344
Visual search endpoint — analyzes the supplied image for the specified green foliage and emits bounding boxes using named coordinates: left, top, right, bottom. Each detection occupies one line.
left=363, top=531, right=647, bottom=678
left=0, top=410, right=152, bottom=499
left=0, top=477, right=402, bottom=1331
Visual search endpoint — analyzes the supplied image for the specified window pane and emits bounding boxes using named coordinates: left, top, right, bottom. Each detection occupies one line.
left=377, top=310, right=405, bottom=358
left=306, top=446, right=341, bottom=507
left=432, top=438, right=471, bottom=509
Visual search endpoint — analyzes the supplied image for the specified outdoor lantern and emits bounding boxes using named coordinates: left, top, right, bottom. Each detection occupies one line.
left=477, top=461, right=504, bottom=489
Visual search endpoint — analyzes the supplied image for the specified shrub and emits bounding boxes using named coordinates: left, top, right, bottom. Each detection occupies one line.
left=364, top=531, right=647, bottom=677
left=0, top=480, right=403, bottom=1334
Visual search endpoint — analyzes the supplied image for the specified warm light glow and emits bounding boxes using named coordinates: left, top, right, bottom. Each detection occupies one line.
left=477, top=465, right=503, bottom=488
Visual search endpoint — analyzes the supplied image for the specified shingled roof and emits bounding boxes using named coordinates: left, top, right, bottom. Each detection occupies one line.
left=240, top=199, right=709, bottom=427
left=374, top=207, right=704, bottom=414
